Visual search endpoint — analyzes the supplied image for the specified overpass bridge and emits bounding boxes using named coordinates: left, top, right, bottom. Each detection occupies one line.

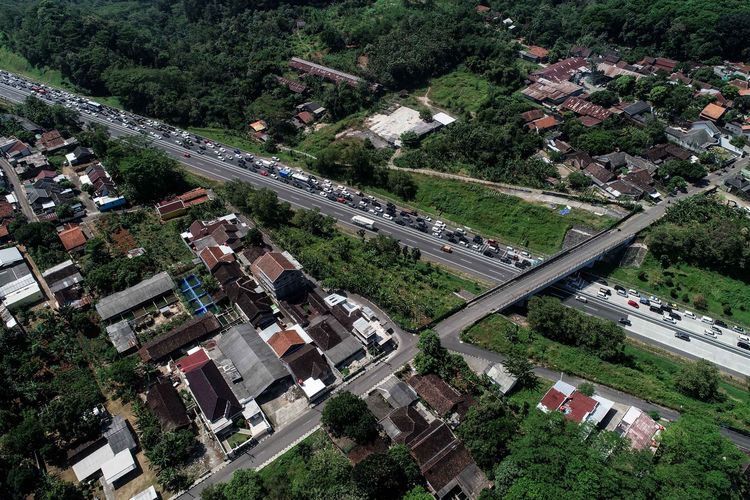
left=433, top=202, right=669, bottom=337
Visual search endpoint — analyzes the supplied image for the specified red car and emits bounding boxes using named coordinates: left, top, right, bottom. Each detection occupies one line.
left=337, top=197, right=346, bottom=203
left=627, top=300, right=639, bottom=308
left=259, top=170, right=268, bottom=176
left=183, top=153, right=191, bottom=158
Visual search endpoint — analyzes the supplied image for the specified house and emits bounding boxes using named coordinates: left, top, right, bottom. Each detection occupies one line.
left=644, top=143, right=693, bottom=164
left=15, top=152, right=51, bottom=179
left=25, top=178, right=76, bottom=214
left=138, top=313, right=222, bottom=362
left=484, top=363, right=518, bottom=395
left=537, top=380, right=613, bottom=426
left=267, top=328, right=306, bottom=358
left=585, top=162, right=617, bottom=185
left=106, top=320, right=138, bottom=354
left=95, top=272, right=176, bottom=323
left=519, top=45, right=549, bottom=63
left=146, top=380, right=191, bottom=431
left=382, top=404, right=430, bottom=445
left=185, top=215, right=247, bottom=251
left=665, top=121, right=721, bottom=153
left=156, top=188, right=211, bottom=220
left=607, top=179, right=645, bottom=199
left=2, top=138, right=31, bottom=162
left=615, top=407, right=663, bottom=451
left=526, top=114, right=560, bottom=133
left=224, top=278, right=275, bottom=328
left=306, top=318, right=365, bottom=368
left=529, top=57, right=588, bottom=83
left=199, top=245, right=235, bottom=272
left=283, top=343, right=334, bottom=400
left=251, top=251, right=306, bottom=299
left=595, top=151, right=657, bottom=174
left=289, top=57, right=369, bottom=89
left=66, top=146, right=96, bottom=167
left=275, top=76, right=308, bottom=94
left=185, top=360, right=243, bottom=435
left=1, top=114, right=42, bottom=134
left=215, top=323, right=292, bottom=403
left=637, top=56, right=677, bottom=74
left=724, top=176, right=750, bottom=195
left=520, top=109, right=545, bottom=122
left=0, top=247, right=43, bottom=310
left=249, top=120, right=267, bottom=133
left=69, top=416, right=138, bottom=487
left=296, top=101, right=326, bottom=117
left=211, top=260, right=245, bottom=288
left=699, top=103, right=727, bottom=122
left=58, top=224, right=87, bottom=253
left=293, top=111, right=315, bottom=128
left=521, top=78, right=584, bottom=105
left=41, top=259, right=85, bottom=309
left=38, top=129, right=76, bottom=152
left=475, top=4, right=490, bottom=13
left=560, top=96, right=612, bottom=125
left=81, top=165, right=116, bottom=197
left=596, top=62, right=643, bottom=81
left=408, top=373, right=467, bottom=417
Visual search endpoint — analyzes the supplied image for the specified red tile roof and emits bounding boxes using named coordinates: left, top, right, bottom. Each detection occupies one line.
left=199, top=246, right=235, bottom=271
left=530, top=57, right=588, bottom=83
left=178, top=187, right=209, bottom=206
left=408, top=374, right=463, bottom=416
left=39, top=129, right=65, bottom=149
left=699, top=103, right=726, bottom=121
left=561, top=96, right=612, bottom=121
left=539, top=387, right=567, bottom=412
left=176, top=349, right=209, bottom=373
left=0, top=200, right=14, bottom=219
left=527, top=46, right=549, bottom=59
left=578, top=115, right=603, bottom=127
left=475, top=4, right=490, bottom=13
left=252, top=252, right=297, bottom=282
left=267, top=329, right=305, bottom=358
left=559, top=391, right=598, bottom=423
left=156, top=199, right=186, bottom=217
left=35, top=169, right=57, bottom=181
left=528, top=115, right=560, bottom=131
left=296, top=111, right=314, bottom=125
left=520, top=109, right=545, bottom=123
left=58, top=224, right=87, bottom=252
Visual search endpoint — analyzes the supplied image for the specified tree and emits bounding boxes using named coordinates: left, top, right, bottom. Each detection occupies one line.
left=675, top=359, right=723, bottom=402
left=568, top=171, right=592, bottom=190
left=388, top=445, right=422, bottom=489
left=503, top=350, right=536, bottom=388
left=577, top=382, right=595, bottom=396
left=456, top=396, right=518, bottom=470
left=220, top=469, right=266, bottom=500
left=249, top=188, right=291, bottom=227
left=306, top=447, right=354, bottom=493
left=400, top=131, right=421, bottom=149
left=588, top=90, right=619, bottom=107
left=693, top=294, right=707, bottom=310
left=666, top=176, right=687, bottom=193
left=244, top=227, right=264, bottom=247
left=387, top=170, right=418, bottom=200
left=403, top=485, right=433, bottom=500
left=419, top=109, right=433, bottom=122
left=352, top=453, right=409, bottom=500
left=321, top=391, right=377, bottom=444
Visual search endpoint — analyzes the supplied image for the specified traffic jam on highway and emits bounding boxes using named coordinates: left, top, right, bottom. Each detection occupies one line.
left=0, top=70, right=544, bottom=270
left=563, top=274, right=750, bottom=354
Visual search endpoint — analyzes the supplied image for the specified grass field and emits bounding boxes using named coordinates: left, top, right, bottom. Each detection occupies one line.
left=428, top=69, right=490, bottom=114
left=259, top=430, right=335, bottom=500
left=372, top=175, right=615, bottom=255
left=463, top=314, right=750, bottom=432
left=0, top=45, right=70, bottom=88
left=592, top=254, right=750, bottom=329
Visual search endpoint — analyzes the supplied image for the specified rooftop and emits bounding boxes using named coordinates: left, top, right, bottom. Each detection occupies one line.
left=139, top=313, right=222, bottom=362
left=408, top=373, right=464, bottom=416
left=95, top=272, right=174, bottom=322
left=267, top=328, right=306, bottom=358
left=58, top=224, right=87, bottom=252
left=146, top=380, right=191, bottom=431
left=185, top=360, right=243, bottom=423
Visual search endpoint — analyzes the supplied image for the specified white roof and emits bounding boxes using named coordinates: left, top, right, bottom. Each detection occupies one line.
left=72, top=443, right=115, bottom=481
left=432, top=112, right=456, bottom=125
left=552, top=379, right=576, bottom=396
left=288, top=323, right=314, bottom=344
left=589, top=395, right=615, bottom=424
left=130, top=486, right=158, bottom=500
left=5, top=193, right=17, bottom=204
left=621, top=406, right=643, bottom=425
left=101, top=449, right=136, bottom=484
left=298, top=376, right=326, bottom=398
left=258, top=321, right=282, bottom=342
left=0, top=247, right=23, bottom=268
left=324, top=293, right=347, bottom=308
left=485, top=363, right=518, bottom=394
left=353, top=317, right=375, bottom=337
left=2, top=281, right=41, bottom=308
left=65, top=152, right=76, bottom=162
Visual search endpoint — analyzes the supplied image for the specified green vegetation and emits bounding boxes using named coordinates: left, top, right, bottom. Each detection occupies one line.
left=380, top=175, right=615, bottom=254
left=462, top=312, right=750, bottom=433
left=9, top=219, right=68, bottom=270
left=320, top=391, right=378, bottom=445
left=0, top=43, right=69, bottom=89
left=428, top=69, right=491, bottom=114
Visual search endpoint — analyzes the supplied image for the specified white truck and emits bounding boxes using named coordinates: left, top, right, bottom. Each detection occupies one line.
left=351, top=215, right=376, bottom=230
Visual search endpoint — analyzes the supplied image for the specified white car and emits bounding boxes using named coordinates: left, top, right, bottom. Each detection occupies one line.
left=628, top=289, right=639, bottom=296
left=471, top=244, right=481, bottom=250
left=597, top=291, right=609, bottom=299
left=739, top=335, right=750, bottom=343
left=383, top=213, right=393, bottom=220
left=662, top=314, right=676, bottom=324
left=219, top=147, right=226, bottom=153
left=649, top=295, right=661, bottom=304
left=704, top=329, right=717, bottom=338
left=575, top=295, right=587, bottom=303
left=684, top=310, right=696, bottom=319
left=425, top=216, right=432, bottom=222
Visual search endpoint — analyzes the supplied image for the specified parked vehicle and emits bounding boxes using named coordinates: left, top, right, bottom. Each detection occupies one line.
left=627, top=300, right=639, bottom=308
left=701, top=316, right=714, bottom=324
left=351, top=215, right=376, bottom=230
left=575, top=295, right=587, bottom=303
left=628, top=289, right=639, bottom=296
left=704, top=329, right=717, bottom=338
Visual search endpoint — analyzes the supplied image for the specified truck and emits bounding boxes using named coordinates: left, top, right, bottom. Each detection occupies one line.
left=292, top=172, right=310, bottom=184
left=278, top=167, right=291, bottom=178
left=351, top=215, right=376, bottom=230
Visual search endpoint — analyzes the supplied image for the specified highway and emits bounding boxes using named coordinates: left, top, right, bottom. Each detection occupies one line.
left=4, top=73, right=750, bottom=494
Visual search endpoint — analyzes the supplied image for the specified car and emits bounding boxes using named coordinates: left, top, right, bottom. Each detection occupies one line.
left=649, top=295, right=661, bottom=304
left=483, top=250, right=494, bottom=258
left=234, top=149, right=241, bottom=154
left=618, top=318, right=631, bottom=326
left=599, top=287, right=611, bottom=296
left=471, top=243, right=481, bottom=250
left=259, top=170, right=268, bottom=176
left=670, top=312, right=682, bottom=321
left=336, top=197, right=346, bottom=203
left=383, top=213, right=393, bottom=220
left=738, top=342, right=750, bottom=350
left=639, top=297, right=650, bottom=305
left=575, top=295, right=587, bottom=303
left=733, top=325, right=746, bottom=334
left=715, top=319, right=728, bottom=328
left=395, top=219, right=405, bottom=226
left=628, top=289, right=639, bottom=296
left=271, top=174, right=278, bottom=179
left=704, top=329, right=717, bottom=338
left=701, top=315, right=714, bottom=324
left=627, top=300, right=639, bottom=308
left=662, top=314, right=676, bottom=324
left=425, top=216, right=432, bottom=222
left=614, top=284, right=626, bottom=292
left=616, top=288, right=627, bottom=297
left=597, top=290, right=609, bottom=300
left=674, top=332, right=690, bottom=341
left=649, top=305, right=662, bottom=314
left=711, top=325, right=722, bottom=335
left=683, top=310, right=696, bottom=319
left=441, top=245, right=453, bottom=253
left=739, top=335, right=750, bottom=343
left=183, top=153, right=191, bottom=158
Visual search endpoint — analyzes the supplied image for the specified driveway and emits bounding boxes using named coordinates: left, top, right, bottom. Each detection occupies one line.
left=0, top=157, right=35, bottom=220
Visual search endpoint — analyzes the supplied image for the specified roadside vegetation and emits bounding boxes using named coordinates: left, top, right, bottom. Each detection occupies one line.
left=427, top=69, right=491, bottom=115
left=462, top=301, right=750, bottom=433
